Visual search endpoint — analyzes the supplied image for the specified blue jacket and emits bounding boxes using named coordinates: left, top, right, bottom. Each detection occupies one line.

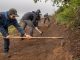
left=0, top=11, right=25, bottom=36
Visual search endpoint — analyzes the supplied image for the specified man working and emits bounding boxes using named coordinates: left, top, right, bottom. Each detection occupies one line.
left=0, top=8, right=31, bottom=57
left=44, top=13, right=50, bottom=26
left=21, top=9, right=42, bottom=36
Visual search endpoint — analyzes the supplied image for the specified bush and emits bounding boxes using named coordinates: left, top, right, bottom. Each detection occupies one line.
left=55, top=0, right=80, bottom=28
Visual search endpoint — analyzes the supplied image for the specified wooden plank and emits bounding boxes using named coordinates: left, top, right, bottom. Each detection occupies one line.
left=0, top=36, right=64, bottom=39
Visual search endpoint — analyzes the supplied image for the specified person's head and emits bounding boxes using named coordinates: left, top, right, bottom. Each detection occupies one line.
left=36, top=9, right=41, bottom=14
left=8, top=8, right=19, bottom=19
left=32, top=11, right=36, bottom=13
left=46, top=13, right=48, bottom=15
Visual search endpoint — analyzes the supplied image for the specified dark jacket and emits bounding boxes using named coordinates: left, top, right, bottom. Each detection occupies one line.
left=21, top=12, right=40, bottom=27
left=44, top=13, right=49, bottom=18
left=21, top=12, right=37, bottom=22
left=0, top=11, right=25, bottom=36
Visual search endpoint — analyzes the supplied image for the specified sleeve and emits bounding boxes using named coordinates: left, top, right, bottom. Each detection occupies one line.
left=0, top=26, right=9, bottom=37
left=32, top=14, right=38, bottom=27
left=0, top=13, right=2, bottom=19
left=12, top=19, right=25, bottom=36
left=32, top=14, right=37, bottom=23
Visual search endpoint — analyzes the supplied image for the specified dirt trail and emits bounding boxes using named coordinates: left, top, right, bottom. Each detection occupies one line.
left=0, top=17, right=73, bottom=60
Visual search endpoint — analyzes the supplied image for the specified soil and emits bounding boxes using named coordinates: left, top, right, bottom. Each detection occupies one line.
left=0, top=17, right=79, bottom=60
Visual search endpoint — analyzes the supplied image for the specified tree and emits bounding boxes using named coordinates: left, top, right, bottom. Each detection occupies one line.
left=33, top=0, right=70, bottom=6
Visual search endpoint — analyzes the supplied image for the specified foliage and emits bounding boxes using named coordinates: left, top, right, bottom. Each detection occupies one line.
left=33, top=0, right=70, bottom=7
left=55, top=0, right=80, bottom=28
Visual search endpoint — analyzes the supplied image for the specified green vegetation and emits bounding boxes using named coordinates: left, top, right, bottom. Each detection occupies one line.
left=55, top=0, right=80, bottom=28
left=0, top=26, right=16, bottom=36
left=8, top=26, right=17, bottom=35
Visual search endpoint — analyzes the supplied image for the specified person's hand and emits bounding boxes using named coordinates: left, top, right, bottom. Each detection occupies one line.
left=6, top=35, right=10, bottom=38
left=24, top=34, right=32, bottom=40
left=40, top=31, right=43, bottom=36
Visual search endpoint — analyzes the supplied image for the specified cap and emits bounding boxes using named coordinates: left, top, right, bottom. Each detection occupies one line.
left=8, top=8, right=19, bottom=17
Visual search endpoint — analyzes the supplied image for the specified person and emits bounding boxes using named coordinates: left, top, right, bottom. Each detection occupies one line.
left=35, top=9, right=41, bottom=26
left=44, top=13, right=50, bottom=26
left=0, top=8, right=31, bottom=57
left=21, top=9, right=42, bottom=36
